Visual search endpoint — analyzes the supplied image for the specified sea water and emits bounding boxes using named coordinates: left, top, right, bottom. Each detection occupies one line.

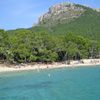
left=0, top=66, right=100, bottom=100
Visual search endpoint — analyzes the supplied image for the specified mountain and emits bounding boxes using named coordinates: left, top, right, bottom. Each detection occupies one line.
left=0, top=2, right=100, bottom=63
left=33, top=2, right=100, bottom=41
left=39, top=3, right=85, bottom=26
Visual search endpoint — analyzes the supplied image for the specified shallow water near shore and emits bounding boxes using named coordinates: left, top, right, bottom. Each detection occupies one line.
left=0, top=65, right=100, bottom=100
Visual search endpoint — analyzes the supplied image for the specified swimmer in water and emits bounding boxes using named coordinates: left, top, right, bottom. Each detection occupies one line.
left=48, top=74, right=51, bottom=77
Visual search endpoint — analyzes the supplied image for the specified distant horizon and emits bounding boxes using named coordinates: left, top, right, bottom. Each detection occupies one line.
left=0, top=0, right=100, bottom=30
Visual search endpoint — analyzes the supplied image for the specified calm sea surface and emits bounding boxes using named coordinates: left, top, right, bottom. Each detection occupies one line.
left=0, top=66, right=100, bottom=100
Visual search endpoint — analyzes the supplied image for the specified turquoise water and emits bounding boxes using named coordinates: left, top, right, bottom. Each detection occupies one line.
left=0, top=66, right=100, bottom=100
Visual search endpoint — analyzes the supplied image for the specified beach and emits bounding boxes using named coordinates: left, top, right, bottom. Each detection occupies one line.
left=0, top=59, right=100, bottom=72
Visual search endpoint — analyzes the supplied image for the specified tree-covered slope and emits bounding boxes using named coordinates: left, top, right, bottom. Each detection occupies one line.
left=0, top=3, right=100, bottom=64
left=49, top=8, right=100, bottom=41
left=0, top=29, right=100, bottom=64
left=37, top=3, right=100, bottom=41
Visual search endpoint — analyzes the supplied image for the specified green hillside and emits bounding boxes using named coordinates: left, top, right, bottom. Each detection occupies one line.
left=49, top=9, right=100, bottom=41
left=0, top=3, right=100, bottom=64
left=37, top=3, right=100, bottom=41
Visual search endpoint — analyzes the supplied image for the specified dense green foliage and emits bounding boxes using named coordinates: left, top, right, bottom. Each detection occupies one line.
left=0, top=29, right=100, bottom=64
left=0, top=4, right=100, bottom=64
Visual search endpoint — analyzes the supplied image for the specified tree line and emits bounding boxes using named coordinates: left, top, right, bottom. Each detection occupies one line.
left=0, top=29, right=100, bottom=64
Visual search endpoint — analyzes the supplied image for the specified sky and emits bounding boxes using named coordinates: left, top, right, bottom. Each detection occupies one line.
left=0, top=0, right=100, bottom=30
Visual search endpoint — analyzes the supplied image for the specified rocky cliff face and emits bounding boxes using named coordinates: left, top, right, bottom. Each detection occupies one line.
left=39, top=3, right=85, bottom=26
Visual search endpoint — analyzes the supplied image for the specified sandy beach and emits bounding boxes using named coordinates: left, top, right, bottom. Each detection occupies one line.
left=0, top=59, right=100, bottom=73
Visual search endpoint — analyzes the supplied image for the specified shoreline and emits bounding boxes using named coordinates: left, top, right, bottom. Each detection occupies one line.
left=0, top=59, right=100, bottom=73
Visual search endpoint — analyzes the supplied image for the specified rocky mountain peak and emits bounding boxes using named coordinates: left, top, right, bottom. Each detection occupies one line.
left=39, top=2, right=85, bottom=26
left=48, top=2, right=74, bottom=14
